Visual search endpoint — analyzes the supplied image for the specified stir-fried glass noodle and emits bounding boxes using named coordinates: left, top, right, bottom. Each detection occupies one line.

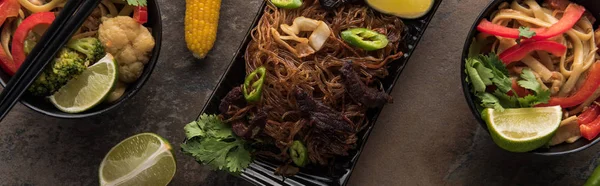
left=220, top=0, right=404, bottom=172
left=481, top=0, right=597, bottom=116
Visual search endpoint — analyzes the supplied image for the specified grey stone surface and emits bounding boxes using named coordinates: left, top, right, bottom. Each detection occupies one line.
left=2, top=0, right=600, bottom=185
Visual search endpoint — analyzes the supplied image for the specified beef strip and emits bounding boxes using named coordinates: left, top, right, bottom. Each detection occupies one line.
left=340, top=62, right=392, bottom=108
left=231, top=120, right=250, bottom=139
left=295, top=88, right=353, bottom=132
left=230, top=106, right=270, bottom=140
left=219, top=86, right=246, bottom=118
left=294, top=88, right=357, bottom=164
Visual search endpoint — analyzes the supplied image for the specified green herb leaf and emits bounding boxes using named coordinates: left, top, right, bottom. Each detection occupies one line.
left=518, top=69, right=541, bottom=94
left=226, top=143, right=252, bottom=173
left=181, top=114, right=253, bottom=173
left=493, top=89, right=519, bottom=108
left=127, top=0, right=147, bottom=6
left=198, top=114, right=232, bottom=139
left=465, top=58, right=490, bottom=93
left=184, top=121, right=204, bottom=139
left=468, top=38, right=488, bottom=58
left=481, top=53, right=509, bottom=76
left=516, top=69, right=551, bottom=107
left=518, top=26, right=536, bottom=39
left=478, top=92, right=505, bottom=111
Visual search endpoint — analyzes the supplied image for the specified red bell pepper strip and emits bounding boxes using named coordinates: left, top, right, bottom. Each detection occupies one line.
left=476, top=3, right=585, bottom=40
left=9, top=12, right=55, bottom=75
left=133, top=6, right=148, bottom=24
left=499, top=40, right=567, bottom=65
left=0, top=0, right=21, bottom=76
left=477, top=20, right=544, bottom=39
left=579, top=104, right=600, bottom=125
left=581, top=116, right=600, bottom=140
left=537, top=62, right=600, bottom=108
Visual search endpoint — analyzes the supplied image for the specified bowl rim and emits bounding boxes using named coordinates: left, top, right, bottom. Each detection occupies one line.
left=460, top=0, right=600, bottom=155
left=0, top=0, right=163, bottom=119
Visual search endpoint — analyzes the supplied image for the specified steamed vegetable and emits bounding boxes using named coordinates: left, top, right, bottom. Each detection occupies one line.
left=98, top=16, right=155, bottom=83
left=181, top=114, right=253, bottom=173
left=185, top=0, right=221, bottom=59
left=28, top=49, right=88, bottom=96
left=67, top=37, right=105, bottom=63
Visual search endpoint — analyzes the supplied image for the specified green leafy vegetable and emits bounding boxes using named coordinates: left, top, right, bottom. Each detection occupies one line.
left=465, top=52, right=551, bottom=111
left=518, top=26, right=536, bottom=39
left=465, top=58, right=488, bottom=93
left=126, top=0, right=147, bottom=6
left=478, top=92, right=505, bottom=111
left=469, top=38, right=487, bottom=58
left=181, top=114, right=253, bottom=173
left=517, top=69, right=551, bottom=107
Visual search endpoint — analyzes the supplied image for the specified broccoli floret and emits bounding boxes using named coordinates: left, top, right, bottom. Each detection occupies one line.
left=28, top=49, right=87, bottom=96
left=67, top=37, right=105, bottom=63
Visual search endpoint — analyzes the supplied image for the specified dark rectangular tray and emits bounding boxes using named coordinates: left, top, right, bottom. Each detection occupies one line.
left=198, top=1, right=442, bottom=185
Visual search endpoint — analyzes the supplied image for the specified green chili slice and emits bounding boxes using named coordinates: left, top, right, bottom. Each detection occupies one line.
left=341, top=28, right=389, bottom=51
left=243, top=66, right=267, bottom=103
left=289, top=140, right=307, bottom=167
left=270, top=0, right=303, bottom=9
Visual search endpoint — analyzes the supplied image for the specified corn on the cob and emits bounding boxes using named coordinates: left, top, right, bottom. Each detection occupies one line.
left=185, top=0, right=221, bottom=59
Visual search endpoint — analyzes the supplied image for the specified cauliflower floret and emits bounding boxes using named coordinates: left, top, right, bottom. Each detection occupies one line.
left=98, top=16, right=155, bottom=83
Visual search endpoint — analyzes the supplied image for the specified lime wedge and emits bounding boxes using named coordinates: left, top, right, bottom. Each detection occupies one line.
left=482, top=106, right=562, bottom=152
left=49, top=53, right=117, bottom=113
left=99, top=133, right=176, bottom=186
left=366, top=0, right=434, bottom=19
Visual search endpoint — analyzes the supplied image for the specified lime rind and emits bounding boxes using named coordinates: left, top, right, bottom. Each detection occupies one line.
left=49, top=53, right=118, bottom=113
left=483, top=106, right=562, bottom=152
left=366, top=0, right=434, bottom=19
left=99, top=133, right=176, bottom=186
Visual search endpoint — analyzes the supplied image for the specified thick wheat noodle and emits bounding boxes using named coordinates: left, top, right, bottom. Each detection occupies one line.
left=101, top=0, right=118, bottom=17
left=487, top=1, right=600, bottom=122
left=231, top=0, right=404, bottom=164
left=72, top=31, right=97, bottom=39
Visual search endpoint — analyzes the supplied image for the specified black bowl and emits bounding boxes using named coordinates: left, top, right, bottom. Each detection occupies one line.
left=462, top=0, right=600, bottom=155
left=0, top=1, right=162, bottom=119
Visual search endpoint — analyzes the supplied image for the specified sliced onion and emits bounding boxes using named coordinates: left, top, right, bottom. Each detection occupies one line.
left=275, top=17, right=331, bottom=58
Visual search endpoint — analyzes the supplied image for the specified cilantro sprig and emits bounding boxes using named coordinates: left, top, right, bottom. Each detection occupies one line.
left=465, top=39, right=550, bottom=111
left=126, top=0, right=147, bottom=6
left=181, top=114, right=253, bottom=173
left=517, top=26, right=536, bottom=44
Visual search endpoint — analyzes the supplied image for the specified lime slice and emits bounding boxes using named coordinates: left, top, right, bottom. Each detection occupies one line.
left=366, top=0, right=434, bottom=19
left=99, top=133, right=176, bottom=186
left=49, top=53, right=117, bottom=113
left=482, top=106, right=562, bottom=152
